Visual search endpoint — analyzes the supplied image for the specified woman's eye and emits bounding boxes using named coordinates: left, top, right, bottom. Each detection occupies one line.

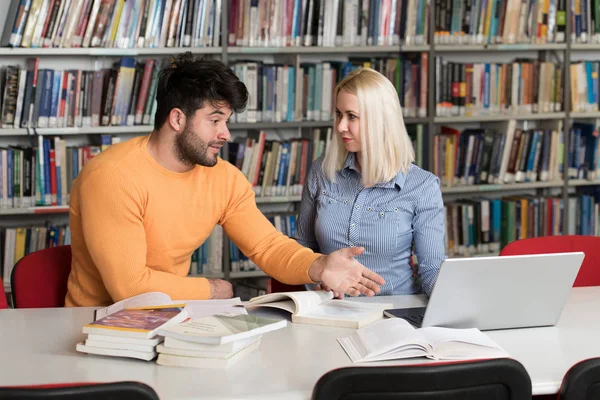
left=348, top=114, right=356, bottom=120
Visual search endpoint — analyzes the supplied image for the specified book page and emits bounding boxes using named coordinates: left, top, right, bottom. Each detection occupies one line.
left=295, top=299, right=390, bottom=322
left=419, top=327, right=509, bottom=360
left=338, top=318, right=431, bottom=362
left=182, top=298, right=248, bottom=318
left=247, top=290, right=334, bottom=314
left=94, top=292, right=173, bottom=320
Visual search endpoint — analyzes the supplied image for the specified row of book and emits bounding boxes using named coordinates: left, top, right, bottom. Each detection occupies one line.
left=0, top=54, right=428, bottom=130
left=0, top=135, right=118, bottom=209
left=435, top=58, right=563, bottom=117
left=444, top=192, right=600, bottom=258
left=572, top=0, right=600, bottom=43
left=0, top=57, right=161, bottom=129
left=433, top=123, right=565, bottom=187
left=570, top=61, right=600, bottom=113
left=1, top=0, right=221, bottom=49
left=433, top=0, right=565, bottom=45
left=230, top=54, right=427, bottom=124
left=1, top=0, right=432, bottom=50
left=2, top=224, right=70, bottom=288
left=227, top=0, right=428, bottom=47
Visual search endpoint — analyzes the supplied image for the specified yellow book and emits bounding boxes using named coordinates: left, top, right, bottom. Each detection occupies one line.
left=13, top=227, right=26, bottom=264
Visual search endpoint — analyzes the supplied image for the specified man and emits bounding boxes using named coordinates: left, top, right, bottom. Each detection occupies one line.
left=65, top=52, right=385, bottom=307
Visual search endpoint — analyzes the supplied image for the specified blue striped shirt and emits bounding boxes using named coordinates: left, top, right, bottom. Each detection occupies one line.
left=294, top=153, right=446, bottom=296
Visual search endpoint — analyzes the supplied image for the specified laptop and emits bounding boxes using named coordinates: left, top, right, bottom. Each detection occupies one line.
left=384, top=252, right=585, bottom=331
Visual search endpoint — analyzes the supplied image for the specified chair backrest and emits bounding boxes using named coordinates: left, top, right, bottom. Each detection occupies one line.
left=11, top=245, right=72, bottom=308
left=311, top=358, right=532, bottom=400
left=0, top=277, right=8, bottom=309
left=559, top=358, right=600, bottom=400
left=0, top=381, right=159, bottom=400
left=499, top=235, right=600, bottom=287
left=267, top=278, right=306, bottom=294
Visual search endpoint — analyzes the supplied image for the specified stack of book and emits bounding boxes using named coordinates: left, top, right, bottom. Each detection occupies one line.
left=155, top=313, right=287, bottom=369
left=76, top=304, right=188, bottom=361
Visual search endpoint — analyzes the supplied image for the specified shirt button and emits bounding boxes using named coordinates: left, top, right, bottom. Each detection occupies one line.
left=394, top=207, right=398, bottom=212
left=344, top=200, right=348, bottom=204
left=380, top=212, right=385, bottom=217
left=322, top=190, right=326, bottom=195
left=350, top=223, right=356, bottom=228
left=355, top=205, right=360, bottom=209
left=367, top=207, right=372, bottom=211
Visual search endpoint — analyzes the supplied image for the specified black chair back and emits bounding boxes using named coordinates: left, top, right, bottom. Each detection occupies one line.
left=560, top=358, right=600, bottom=400
left=312, top=358, right=532, bottom=400
left=0, top=381, right=160, bottom=400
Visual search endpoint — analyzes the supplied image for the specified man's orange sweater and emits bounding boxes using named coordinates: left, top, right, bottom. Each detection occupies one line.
left=65, top=135, right=320, bottom=307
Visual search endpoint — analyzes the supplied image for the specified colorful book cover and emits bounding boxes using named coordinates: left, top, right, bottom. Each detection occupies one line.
left=85, top=304, right=186, bottom=334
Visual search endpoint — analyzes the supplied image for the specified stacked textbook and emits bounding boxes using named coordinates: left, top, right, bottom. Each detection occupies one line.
left=76, top=292, right=248, bottom=362
left=76, top=304, right=188, bottom=361
left=155, top=313, right=287, bottom=369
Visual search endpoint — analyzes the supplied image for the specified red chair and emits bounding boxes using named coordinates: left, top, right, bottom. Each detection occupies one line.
left=0, top=277, right=8, bottom=309
left=11, top=245, right=72, bottom=308
left=0, top=381, right=159, bottom=399
left=499, top=235, right=600, bottom=287
left=267, top=278, right=306, bottom=294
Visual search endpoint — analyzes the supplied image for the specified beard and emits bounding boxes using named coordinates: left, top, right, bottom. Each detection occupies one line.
left=174, top=124, right=223, bottom=167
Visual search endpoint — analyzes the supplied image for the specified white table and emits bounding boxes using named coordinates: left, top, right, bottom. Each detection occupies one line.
left=1, top=287, right=599, bottom=400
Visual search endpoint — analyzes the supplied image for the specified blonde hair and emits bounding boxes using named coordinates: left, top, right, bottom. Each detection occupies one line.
left=322, top=67, right=415, bottom=187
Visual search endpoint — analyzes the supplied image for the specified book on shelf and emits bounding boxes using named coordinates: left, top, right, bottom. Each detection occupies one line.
left=227, top=0, right=428, bottom=48
left=433, top=0, right=565, bottom=45
left=0, top=0, right=220, bottom=49
left=433, top=123, right=565, bottom=188
left=156, top=313, right=287, bottom=345
left=0, top=57, right=162, bottom=130
left=435, top=58, right=563, bottom=118
left=337, top=317, right=509, bottom=363
left=245, top=290, right=392, bottom=328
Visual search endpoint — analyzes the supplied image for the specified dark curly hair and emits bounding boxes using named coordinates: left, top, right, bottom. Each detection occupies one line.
left=154, top=52, right=248, bottom=130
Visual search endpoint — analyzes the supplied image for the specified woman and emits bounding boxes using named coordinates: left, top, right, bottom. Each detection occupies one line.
left=294, top=67, right=446, bottom=297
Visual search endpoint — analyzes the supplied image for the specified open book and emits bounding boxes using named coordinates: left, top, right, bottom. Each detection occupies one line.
left=338, top=318, right=509, bottom=363
left=94, top=292, right=246, bottom=320
left=245, top=291, right=392, bottom=328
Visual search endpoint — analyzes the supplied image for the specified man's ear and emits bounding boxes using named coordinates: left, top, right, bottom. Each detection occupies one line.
left=167, top=108, right=186, bottom=132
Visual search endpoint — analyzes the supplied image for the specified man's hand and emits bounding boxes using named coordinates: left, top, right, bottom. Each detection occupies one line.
left=315, top=283, right=344, bottom=299
left=208, top=279, right=233, bottom=299
left=308, top=247, right=385, bottom=297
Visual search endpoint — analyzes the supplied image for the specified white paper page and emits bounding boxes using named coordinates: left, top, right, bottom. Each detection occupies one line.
left=296, top=299, right=389, bottom=322
left=94, top=292, right=173, bottom=320
left=419, top=327, right=509, bottom=360
left=182, top=298, right=248, bottom=318
left=247, top=290, right=333, bottom=313
left=341, top=318, right=430, bottom=361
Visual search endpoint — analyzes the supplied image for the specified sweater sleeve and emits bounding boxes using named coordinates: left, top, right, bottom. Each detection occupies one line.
left=220, top=166, right=321, bottom=285
left=78, top=168, right=211, bottom=302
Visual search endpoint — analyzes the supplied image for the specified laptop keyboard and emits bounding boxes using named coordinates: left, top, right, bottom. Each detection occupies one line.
left=404, top=312, right=425, bottom=328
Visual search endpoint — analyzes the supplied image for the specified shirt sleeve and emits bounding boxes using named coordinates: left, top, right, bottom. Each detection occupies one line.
left=78, top=168, right=211, bottom=303
left=219, top=166, right=321, bottom=285
left=292, top=159, right=321, bottom=252
left=412, top=174, right=447, bottom=296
